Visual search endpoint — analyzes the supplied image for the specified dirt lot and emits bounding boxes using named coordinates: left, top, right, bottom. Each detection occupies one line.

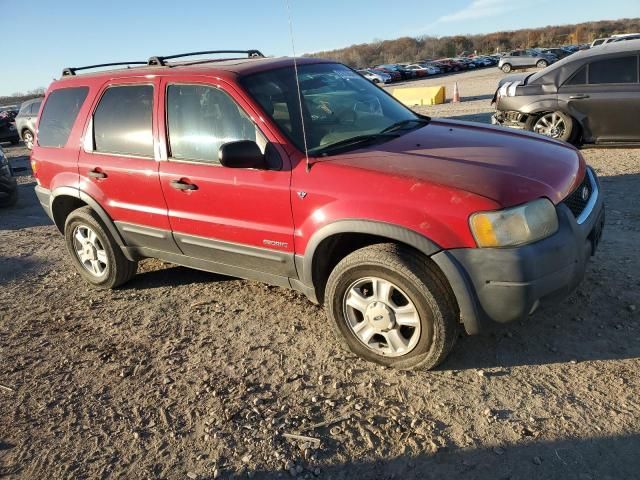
left=1, top=67, right=639, bottom=480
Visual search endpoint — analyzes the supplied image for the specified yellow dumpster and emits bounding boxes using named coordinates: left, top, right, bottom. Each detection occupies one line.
left=391, top=86, right=446, bottom=106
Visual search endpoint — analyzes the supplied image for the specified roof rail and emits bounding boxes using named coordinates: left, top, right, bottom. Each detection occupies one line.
left=62, top=62, right=147, bottom=76
left=147, top=50, right=265, bottom=66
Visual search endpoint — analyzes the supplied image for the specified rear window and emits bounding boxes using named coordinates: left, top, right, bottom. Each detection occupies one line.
left=38, top=87, right=88, bottom=148
left=93, top=85, right=153, bottom=157
left=30, top=101, right=42, bottom=115
left=588, top=56, right=638, bottom=84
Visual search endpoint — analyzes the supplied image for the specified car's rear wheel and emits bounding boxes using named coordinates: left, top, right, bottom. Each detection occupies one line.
left=325, top=243, right=459, bottom=370
left=22, top=130, right=34, bottom=150
left=501, top=63, right=512, bottom=73
left=64, top=206, right=137, bottom=289
left=536, top=60, right=548, bottom=68
left=528, top=111, right=577, bottom=143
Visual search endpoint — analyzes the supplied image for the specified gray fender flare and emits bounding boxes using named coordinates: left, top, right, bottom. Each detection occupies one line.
left=50, top=186, right=135, bottom=261
left=299, top=220, right=441, bottom=287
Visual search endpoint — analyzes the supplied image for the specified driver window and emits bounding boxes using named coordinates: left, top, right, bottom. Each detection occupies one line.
left=167, top=84, right=267, bottom=164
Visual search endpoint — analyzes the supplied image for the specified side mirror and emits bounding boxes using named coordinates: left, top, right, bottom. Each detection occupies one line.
left=219, top=140, right=266, bottom=169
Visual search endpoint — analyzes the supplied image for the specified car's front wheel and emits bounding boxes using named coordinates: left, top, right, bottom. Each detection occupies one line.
left=64, top=206, right=138, bottom=289
left=325, top=243, right=459, bottom=370
left=527, top=111, right=577, bottom=143
left=22, top=130, right=34, bottom=150
left=501, top=63, right=512, bottom=73
left=536, top=60, right=548, bottom=68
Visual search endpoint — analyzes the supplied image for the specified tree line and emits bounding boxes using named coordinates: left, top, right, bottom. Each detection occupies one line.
left=306, top=17, right=640, bottom=67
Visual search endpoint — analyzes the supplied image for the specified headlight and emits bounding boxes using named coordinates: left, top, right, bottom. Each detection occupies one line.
left=470, top=198, right=559, bottom=248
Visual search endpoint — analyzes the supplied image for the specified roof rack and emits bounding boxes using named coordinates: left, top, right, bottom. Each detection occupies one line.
left=147, top=50, right=265, bottom=66
left=62, top=62, right=147, bottom=76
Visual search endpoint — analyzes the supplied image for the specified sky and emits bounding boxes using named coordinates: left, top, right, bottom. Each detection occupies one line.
left=1, top=0, right=638, bottom=96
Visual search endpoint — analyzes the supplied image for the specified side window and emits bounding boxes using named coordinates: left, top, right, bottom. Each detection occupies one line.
left=167, top=84, right=267, bottom=164
left=588, top=56, right=639, bottom=84
left=565, top=65, right=587, bottom=86
left=30, top=101, right=42, bottom=115
left=37, top=87, right=88, bottom=148
left=93, top=85, right=154, bottom=157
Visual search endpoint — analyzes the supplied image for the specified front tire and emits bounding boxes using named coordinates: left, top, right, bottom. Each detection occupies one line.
left=64, top=206, right=137, bottom=289
left=325, top=243, right=459, bottom=370
left=22, top=130, right=34, bottom=150
left=527, top=111, right=577, bottom=143
left=501, top=63, right=512, bottom=73
left=536, top=60, right=548, bottom=68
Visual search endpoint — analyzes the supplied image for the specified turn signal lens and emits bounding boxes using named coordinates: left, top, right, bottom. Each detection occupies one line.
left=470, top=198, right=559, bottom=248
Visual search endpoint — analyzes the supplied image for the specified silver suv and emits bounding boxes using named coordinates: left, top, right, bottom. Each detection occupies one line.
left=15, top=97, right=42, bottom=149
left=498, top=49, right=558, bottom=73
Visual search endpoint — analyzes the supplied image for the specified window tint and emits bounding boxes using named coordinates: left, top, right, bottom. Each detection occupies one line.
left=38, top=87, right=88, bottom=148
left=589, top=56, right=638, bottom=84
left=565, top=65, right=587, bottom=85
left=93, top=85, right=153, bottom=157
left=167, top=84, right=266, bottom=164
left=30, top=101, right=42, bottom=115
left=18, top=103, right=30, bottom=116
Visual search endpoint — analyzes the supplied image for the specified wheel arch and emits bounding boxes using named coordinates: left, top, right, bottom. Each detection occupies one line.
left=50, top=187, right=134, bottom=260
left=298, top=220, right=441, bottom=304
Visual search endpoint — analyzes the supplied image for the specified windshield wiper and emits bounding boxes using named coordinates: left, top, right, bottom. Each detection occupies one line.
left=314, top=133, right=399, bottom=156
left=379, top=117, right=430, bottom=134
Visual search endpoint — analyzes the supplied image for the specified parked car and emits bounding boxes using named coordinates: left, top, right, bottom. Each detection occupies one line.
left=419, top=62, right=443, bottom=74
left=0, top=111, right=19, bottom=145
left=376, top=64, right=415, bottom=80
left=404, top=64, right=438, bottom=76
left=0, top=145, right=18, bottom=207
left=32, top=51, right=604, bottom=370
left=371, top=67, right=401, bottom=82
left=498, top=49, right=558, bottom=72
left=357, top=69, right=392, bottom=84
left=492, top=39, right=640, bottom=144
left=15, top=97, right=43, bottom=149
left=592, top=33, right=640, bottom=48
left=539, top=48, right=573, bottom=60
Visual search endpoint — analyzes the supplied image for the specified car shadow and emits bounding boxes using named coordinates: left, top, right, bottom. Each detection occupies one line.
left=0, top=182, right=53, bottom=231
left=446, top=111, right=494, bottom=123
left=241, top=433, right=640, bottom=479
left=125, top=264, right=232, bottom=290
left=0, top=255, right=50, bottom=285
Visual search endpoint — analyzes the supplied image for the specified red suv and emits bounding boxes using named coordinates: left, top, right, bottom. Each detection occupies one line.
left=32, top=50, right=605, bottom=370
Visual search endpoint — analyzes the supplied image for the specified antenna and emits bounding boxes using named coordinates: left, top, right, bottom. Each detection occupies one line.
left=284, top=0, right=311, bottom=173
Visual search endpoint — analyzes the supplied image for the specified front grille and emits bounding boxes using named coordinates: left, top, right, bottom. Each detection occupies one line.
left=563, top=173, right=592, bottom=218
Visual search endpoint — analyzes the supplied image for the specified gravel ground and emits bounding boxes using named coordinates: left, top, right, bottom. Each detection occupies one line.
left=1, top=67, right=639, bottom=480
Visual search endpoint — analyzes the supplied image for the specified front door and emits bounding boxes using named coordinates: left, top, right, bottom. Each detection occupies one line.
left=559, top=54, right=640, bottom=142
left=77, top=79, right=178, bottom=253
left=157, top=78, right=295, bottom=282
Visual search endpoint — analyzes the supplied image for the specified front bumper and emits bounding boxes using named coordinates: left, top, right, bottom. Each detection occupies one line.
left=433, top=168, right=605, bottom=334
left=491, top=110, right=527, bottom=129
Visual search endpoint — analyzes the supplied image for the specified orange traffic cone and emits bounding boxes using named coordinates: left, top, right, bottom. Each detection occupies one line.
left=452, top=82, right=461, bottom=103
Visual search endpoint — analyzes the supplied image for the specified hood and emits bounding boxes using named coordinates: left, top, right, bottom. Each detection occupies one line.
left=329, top=119, right=584, bottom=207
left=497, top=73, right=529, bottom=88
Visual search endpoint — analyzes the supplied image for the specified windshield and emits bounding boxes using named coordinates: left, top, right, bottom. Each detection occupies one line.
left=241, top=63, right=420, bottom=155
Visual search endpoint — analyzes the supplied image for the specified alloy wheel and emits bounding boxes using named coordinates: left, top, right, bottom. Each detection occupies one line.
left=343, top=276, right=421, bottom=357
left=23, top=131, right=34, bottom=150
left=72, top=225, right=108, bottom=277
left=533, top=112, right=566, bottom=139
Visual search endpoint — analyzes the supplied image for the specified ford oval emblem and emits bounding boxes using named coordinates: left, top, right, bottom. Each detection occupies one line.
left=581, top=186, right=590, bottom=202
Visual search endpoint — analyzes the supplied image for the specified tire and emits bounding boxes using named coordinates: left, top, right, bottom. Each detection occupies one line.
left=64, top=206, right=138, bottom=289
left=0, top=186, right=18, bottom=208
left=526, top=111, right=578, bottom=143
left=501, top=63, right=512, bottom=73
left=536, top=60, right=548, bottom=68
left=324, top=243, right=459, bottom=370
left=372, top=78, right=380, bottom=84
left=22, top=130, right=34, bottom=150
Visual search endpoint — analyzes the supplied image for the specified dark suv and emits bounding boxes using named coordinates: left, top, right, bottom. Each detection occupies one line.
left=32, top=50, right=604, bottom=369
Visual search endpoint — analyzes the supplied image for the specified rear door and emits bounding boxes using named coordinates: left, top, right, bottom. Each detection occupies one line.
left=157, top=77, right=295, bottom=283
left=559, top=54, right=640, bottom=142
left=77, top=79, right=178, bottom=253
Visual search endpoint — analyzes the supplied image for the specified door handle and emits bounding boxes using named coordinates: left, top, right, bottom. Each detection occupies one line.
left=569, top=94, right=590, bottom=99
left=88, top=168, right=107, bottom=179
left=170, top=179, right=198, bottom=191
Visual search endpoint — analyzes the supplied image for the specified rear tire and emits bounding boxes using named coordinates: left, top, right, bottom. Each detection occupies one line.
left=536, top=60, right=548, bottom=68
left=64, top=206, right=138, bottom=289
left=501, top=63, right=512, bottom=73
left=324, top=243, right=459, bottom=370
